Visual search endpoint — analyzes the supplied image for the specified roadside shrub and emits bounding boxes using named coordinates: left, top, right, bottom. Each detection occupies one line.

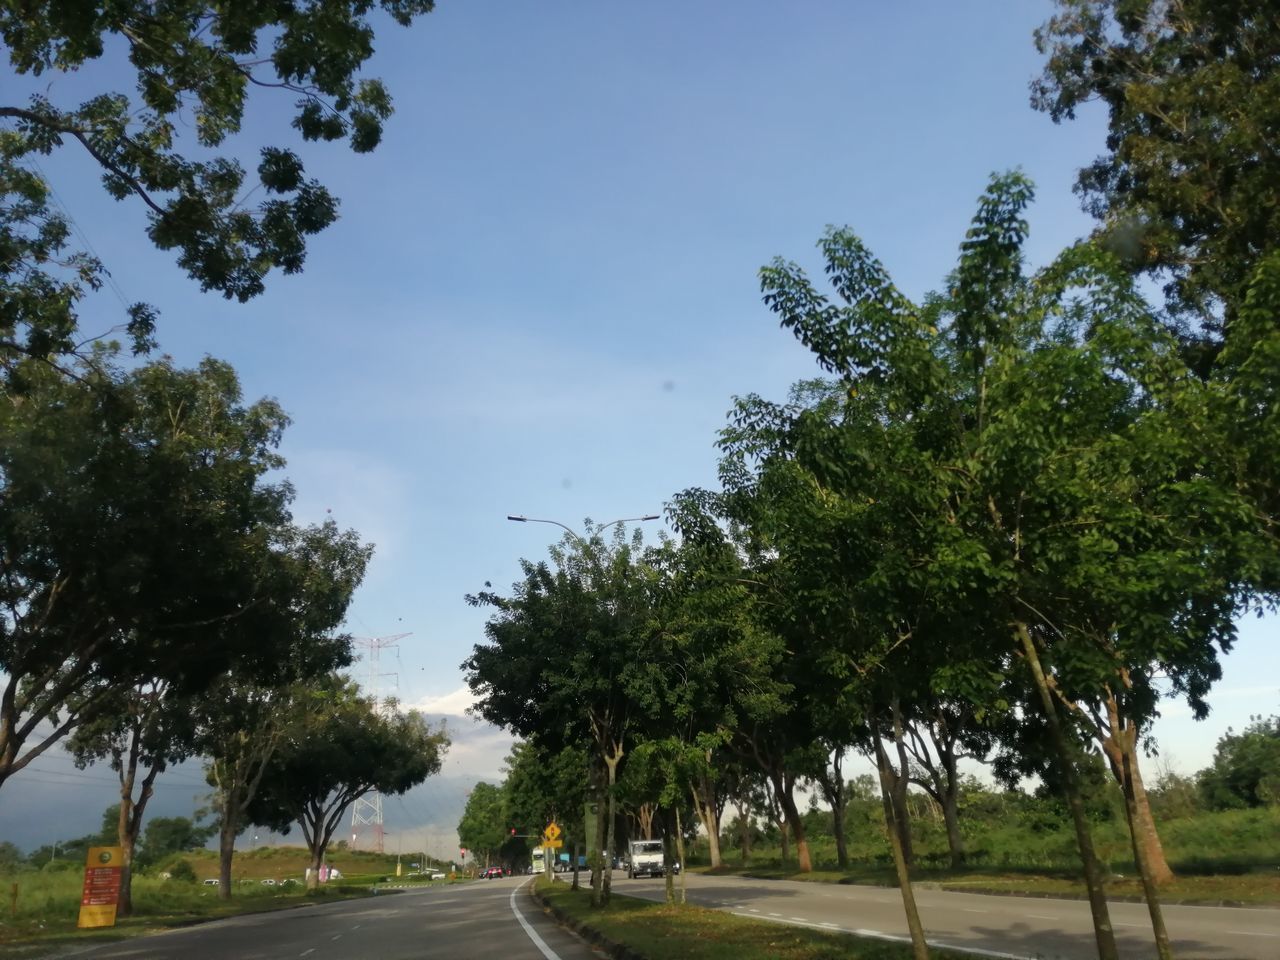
left=163, top=858, right=198, bottom=883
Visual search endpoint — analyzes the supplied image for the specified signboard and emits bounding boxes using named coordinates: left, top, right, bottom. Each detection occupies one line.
left=77, top=846, right=124, bottom=929
left=544, top=822, right=561, bottom=841
left=541, top=839, right=563, bottom=849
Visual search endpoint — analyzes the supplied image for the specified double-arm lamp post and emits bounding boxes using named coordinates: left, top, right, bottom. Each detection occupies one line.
left=506, top=512, right=659, bottom=887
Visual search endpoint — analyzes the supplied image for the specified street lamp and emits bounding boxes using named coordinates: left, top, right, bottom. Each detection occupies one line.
left=506, top=514, right=660, bottom=546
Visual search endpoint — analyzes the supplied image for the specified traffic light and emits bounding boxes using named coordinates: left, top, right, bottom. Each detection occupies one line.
left=510, top=828, right=516, bottom=836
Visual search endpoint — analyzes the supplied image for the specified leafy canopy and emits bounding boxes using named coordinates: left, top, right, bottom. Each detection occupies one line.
left=0, top=1, right=435, bottom=356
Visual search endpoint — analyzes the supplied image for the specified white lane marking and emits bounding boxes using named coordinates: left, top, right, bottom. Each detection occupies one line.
left=768, top=912, right=781, bottom=917
left=790, top=916, right=808, bottom=921
left=300, top=950, right=315, bottom=957
left=351, top=925, right=361, bottom=930
left=1026, top=914, right=1057, bottom=920
left=821, top=922, right=839, bottom=928
left=330, top=934, right=342, bottom=940
left=963, top=908, right=989, bottom=914
left=1238, top=932, right=1279, bottom=938
left=510, top=880, right=565, bottom=960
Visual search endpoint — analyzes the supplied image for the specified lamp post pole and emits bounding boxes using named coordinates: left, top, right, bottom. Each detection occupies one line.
left=506, top=512, right=659, bottom=898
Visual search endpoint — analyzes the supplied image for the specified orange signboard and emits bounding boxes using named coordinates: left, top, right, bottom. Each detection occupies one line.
left=77, top=846, right=124, bottom=929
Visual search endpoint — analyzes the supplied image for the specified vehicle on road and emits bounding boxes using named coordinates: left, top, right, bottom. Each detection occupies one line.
left=427, top=869, right=447, bottom=880
left=627, top=839, right=665, bottom=878
left=482, top=866, right=505, bottom=879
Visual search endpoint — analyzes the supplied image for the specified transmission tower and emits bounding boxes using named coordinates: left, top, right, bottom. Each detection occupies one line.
left=349, top=632, right=409, bottom=853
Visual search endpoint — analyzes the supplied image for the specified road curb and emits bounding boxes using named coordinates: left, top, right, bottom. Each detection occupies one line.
left=530, top=883, right=650, bottom=960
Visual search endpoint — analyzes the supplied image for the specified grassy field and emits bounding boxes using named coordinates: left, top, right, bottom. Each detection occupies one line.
left=534, top=877, right=961, bottom=960
left=0, top=846, right=463, bottom=953
left=693, top=806, right=1280, bottom=904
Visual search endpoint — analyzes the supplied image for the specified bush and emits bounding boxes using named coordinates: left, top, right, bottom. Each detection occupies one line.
left=163, top=859, right=198, bottom=883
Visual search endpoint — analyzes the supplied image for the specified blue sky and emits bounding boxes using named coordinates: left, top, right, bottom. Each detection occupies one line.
left=3, top=0, right=1275, bottom=851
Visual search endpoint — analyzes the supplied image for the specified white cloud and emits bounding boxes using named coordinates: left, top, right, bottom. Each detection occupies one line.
left=410, top=686, right=479, bottom=716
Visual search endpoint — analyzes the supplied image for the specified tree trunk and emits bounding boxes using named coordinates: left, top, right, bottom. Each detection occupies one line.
left=603, top=750, right=621, bottom=905
left=889, top=701, right=915, bottom=868
left=1017, top=622, right=1118, bottom=960
left=1102, top=702, right=1174, bottom=960
left=308, top=846, right=324, bottom=891
left=218, top=805, right=238, bottom=900
left=663, top=815, right=676, bottom=903
left=940, top=785, right=965, bottom=870
left=690, top=772, right=723, bottom=869
left=739, top=809, right=752, bottom=863
left=777, top=814, right=790, bottom=865
left=571, top=839, right=580, bottom=891
left=772, top=774, right=811, bottom=873
left=1099, top=699, right=1174, bottom=886
left=675, top=805, right=687, bottom=905
left=638, top=802, right=655, bottom=840
left=831, top=789, right=849, bottom=870
left=875, top=735, right=929, bottom=960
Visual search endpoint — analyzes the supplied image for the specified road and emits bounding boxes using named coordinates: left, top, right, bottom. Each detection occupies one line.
left=52, top=872, right=1279, bottom=960
left=614, top=871, right=1279, bottom=960
left=64, top=877, right=600, bottom=960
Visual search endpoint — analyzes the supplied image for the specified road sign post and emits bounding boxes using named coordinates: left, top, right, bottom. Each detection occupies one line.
left=77, top=847, right=123, bottom=929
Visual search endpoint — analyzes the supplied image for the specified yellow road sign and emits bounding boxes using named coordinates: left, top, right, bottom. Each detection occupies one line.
left=544, top=821, right=561, bottom=841
left=541, top=839, right=563, bottom=849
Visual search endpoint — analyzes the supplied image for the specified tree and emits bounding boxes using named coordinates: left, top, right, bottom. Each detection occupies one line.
left=736, top=171, right=1269, bottom=960
left=458, top=782, right=509, bottom=872
left=199, top=521, right=372, bottom=899
left=0, top=1, right=436, bottom=358
left=136, top=815, right=216, bottom=870
left=1198, top=714, right=1280, bottom=809
left=464, top=524, right=669, bottom=906
left=250, top=677, right=448, bottom=889
left=1, top=352, right=294, bottom=792
left=1032, top=0, right=1280, bottom=347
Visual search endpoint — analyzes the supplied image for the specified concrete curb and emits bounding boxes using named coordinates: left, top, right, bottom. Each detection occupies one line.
left=530, top=882, right=650, bottom=960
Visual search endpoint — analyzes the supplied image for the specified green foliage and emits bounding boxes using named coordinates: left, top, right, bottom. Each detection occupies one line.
left=457, top=781, right=510, bottom=866
left=0, top=1, right=436, bottom=357
left=0, top=350, right=370, bottom=791
left=137, top=816, right=217, bottom=869
left=162, top=858, right=198, bottom=883
left=246, top=676, right=449, bottom=873
left=1198, top=714, right=1280, bottom=809
left=1032, top=0, right=1280, bottom=338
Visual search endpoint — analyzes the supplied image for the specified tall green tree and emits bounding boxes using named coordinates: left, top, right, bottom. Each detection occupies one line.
left=0, top=1, right=435, bottom=358
left=249, top=677, right=448, bottom=888
left=464, top=524, right=668, bottom=906
left=1, top=352, right=295, bottom=791
left=457, top=781, right=509, bottom=871
left=734, top=171, right=1270, bottom=960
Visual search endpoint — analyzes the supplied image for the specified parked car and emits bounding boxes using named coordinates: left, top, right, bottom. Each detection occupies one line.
left=260, top=878, right=276, bottom=886
left=202, top=878, right=219, bottom=886
left=427, top=869, right=447, bottom=880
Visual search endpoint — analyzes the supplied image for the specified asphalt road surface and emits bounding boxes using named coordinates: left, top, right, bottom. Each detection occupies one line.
left=63, top=877, right=601, bottom=960
left=614, top=871, right=1279, bottom=960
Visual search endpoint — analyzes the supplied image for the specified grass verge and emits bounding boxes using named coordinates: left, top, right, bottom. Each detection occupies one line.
left=534, top=877, right=959, bottom=960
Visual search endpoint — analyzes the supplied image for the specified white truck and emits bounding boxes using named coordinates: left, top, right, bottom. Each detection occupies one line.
left=626, top=839, right=665, bottom=878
